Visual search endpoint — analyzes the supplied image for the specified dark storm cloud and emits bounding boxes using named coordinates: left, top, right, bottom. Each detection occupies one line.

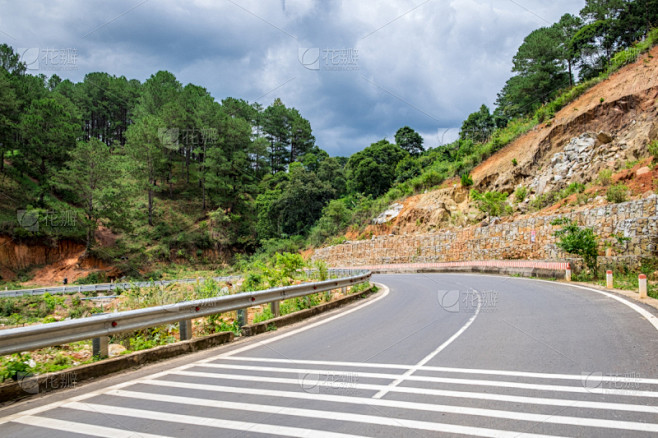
left=0, top=0, right=584, bottom=156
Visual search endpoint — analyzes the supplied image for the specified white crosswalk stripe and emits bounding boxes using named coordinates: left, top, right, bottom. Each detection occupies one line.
left=4, top=356, right=657, bottom=438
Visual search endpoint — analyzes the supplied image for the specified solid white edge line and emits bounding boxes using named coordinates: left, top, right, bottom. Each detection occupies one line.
left=373, top=289, right=482, bottom=398
left=109, top=387, right=658, bottom=433
left=429, top=272, right=658, bottom=332
left=218, top=282, right=389, bottom=358
left=196, top=363, right=658, bottom=397
left=171, top=370, right=658, bottom=413
left=0, top=282, right=389, bottom=426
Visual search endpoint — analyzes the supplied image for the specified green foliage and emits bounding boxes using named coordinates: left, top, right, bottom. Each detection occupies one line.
left=514, top=186, right=528, bottom=202
left=395, top=156, right=422, bottom=184
left=470, top=190, right=510, bottom=217
left=394, top=126, right=425, bottom=155
left=0, top=353, right=33, bottom=382
left=511, top=158, right=518, bottom=166
left=648, top=140, right=658, bottom=158
left=460, top=104, right=495, bottom=143
left=551, top=217, right=599, bottom=274
left=606, top=183, right=628, bottom=203
left=346, top=139, right=408, bottom=197
left=597, top=169, right=613, bottom=186
left=460, top=173, right=473, bottom=187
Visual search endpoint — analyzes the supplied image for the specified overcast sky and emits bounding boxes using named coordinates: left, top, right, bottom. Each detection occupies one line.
left=0, top=0, right=584, bottom=157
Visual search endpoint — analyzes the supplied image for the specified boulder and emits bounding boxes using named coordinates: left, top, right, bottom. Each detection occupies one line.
left=597, top=131, right=613, bottom=144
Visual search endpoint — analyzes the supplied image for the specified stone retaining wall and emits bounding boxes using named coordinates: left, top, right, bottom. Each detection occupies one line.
left=312, top=196, right=658, bottom=268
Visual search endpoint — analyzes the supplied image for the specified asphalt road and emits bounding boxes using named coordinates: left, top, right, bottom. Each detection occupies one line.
left=1, top=273, right=657, bottom=437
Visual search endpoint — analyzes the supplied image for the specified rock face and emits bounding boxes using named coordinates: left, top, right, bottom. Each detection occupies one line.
left=372, top=203, right=404, bottom=225
left=313, top=196, right=658, bottom=269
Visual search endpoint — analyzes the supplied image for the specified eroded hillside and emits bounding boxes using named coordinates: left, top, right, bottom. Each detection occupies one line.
left=362, top=45, right=658, bottom=237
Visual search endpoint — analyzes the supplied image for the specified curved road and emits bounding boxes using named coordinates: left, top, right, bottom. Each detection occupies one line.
left=1, top=273, right=657, bottom=437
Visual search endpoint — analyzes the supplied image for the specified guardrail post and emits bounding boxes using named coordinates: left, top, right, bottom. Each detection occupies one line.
left=341, top=286, right=347, bottom=295
left=237, top=308, right=247, bottom=326
left=179, top=319, right=193, bottom=341
left=639, top=274, right=648, bottom=299
left=606, top=270, right=613, bottom=288
left=270, top=301, right=280, bottom=318
left=565, top=264, right=571, bottom=282
left=92, top=336, right=109, bottom=358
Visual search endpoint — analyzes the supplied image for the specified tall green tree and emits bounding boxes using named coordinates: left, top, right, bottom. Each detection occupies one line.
left=395, top=126, right=424, bottom=155
left=346, top=139, right=408, bottom=197
left=263, top=98, right=290, bottom=174
left=56, top=139, right=126, bottom=250
left=496, top=26, right=570, bottom=118
left=124, top=114, right=167, bottom=226
left=459, top=105, right=495, bottom=143
left=19, top=94, right=80, bottom=201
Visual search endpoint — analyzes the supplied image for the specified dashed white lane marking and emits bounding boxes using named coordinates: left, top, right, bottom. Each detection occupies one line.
left=171, top=370, right=658, bottom=412
left=373, top=289, right=482, bottom=399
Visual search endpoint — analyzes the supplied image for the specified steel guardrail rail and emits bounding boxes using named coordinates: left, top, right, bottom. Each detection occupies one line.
left=0, top=270, right=371, bottom=356
left=0, top=275, right=242, bottom=298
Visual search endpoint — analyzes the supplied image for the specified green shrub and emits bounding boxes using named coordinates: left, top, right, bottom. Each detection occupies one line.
left=470, top=190, right=509, bottom=216
left=649, top=140, right=658, bottom=159
left=606, top=184, right=628, bottom=203
left=511, top=158, right=518, bottom=166
left=551, top=218, right=599, bottom=275
left=460, top=174, right=473, bottom=187
left=559, top=182, right=586, bottom=199
left=514, top=186, right=528, bottom=202
left=597, top=169, right=613, bottom=186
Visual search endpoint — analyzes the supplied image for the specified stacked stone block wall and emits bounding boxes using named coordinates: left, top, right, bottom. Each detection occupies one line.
left=312, top=196, right=658, bottom=268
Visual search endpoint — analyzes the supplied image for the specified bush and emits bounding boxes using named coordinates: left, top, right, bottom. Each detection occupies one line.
left=606, top=184, right=628, bottom=203
left=649, top=140, right=658, bottom=159
left=460, top=174, right=473, bottom=187
left=514, top=186, right=528, bottom=202
left=551, top=218, right=598, bottom=275
left=511, top=158, right=518, bottom=166
left=470, top=190, right=509, bottom=217
left=597, top=169, right=613, bottom=186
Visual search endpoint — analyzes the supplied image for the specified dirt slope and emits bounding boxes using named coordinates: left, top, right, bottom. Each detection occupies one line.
left=365, top=45, right=658, bottom=236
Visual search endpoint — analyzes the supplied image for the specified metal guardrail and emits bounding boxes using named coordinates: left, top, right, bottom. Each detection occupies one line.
left=0, top=269, right=371, bottom=356
left=0, top=276, right=242, bottom=298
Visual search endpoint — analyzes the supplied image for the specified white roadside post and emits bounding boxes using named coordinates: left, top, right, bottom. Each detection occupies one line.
left=639, top=274, right=648, bottom=299
left=606, top=270, right=613, bottom=288
left=565, top=263, right=572, bottom=282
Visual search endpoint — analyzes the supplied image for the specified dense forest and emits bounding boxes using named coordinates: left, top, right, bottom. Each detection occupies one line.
left=0, top=0, right=656, bottom=276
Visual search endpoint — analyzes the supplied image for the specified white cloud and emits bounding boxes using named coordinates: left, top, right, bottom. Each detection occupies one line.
left=0, top=0, right=585, bottom=155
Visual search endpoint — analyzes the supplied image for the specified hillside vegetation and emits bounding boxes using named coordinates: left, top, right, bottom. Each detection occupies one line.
left=0, top=0, right=657, bottom=285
